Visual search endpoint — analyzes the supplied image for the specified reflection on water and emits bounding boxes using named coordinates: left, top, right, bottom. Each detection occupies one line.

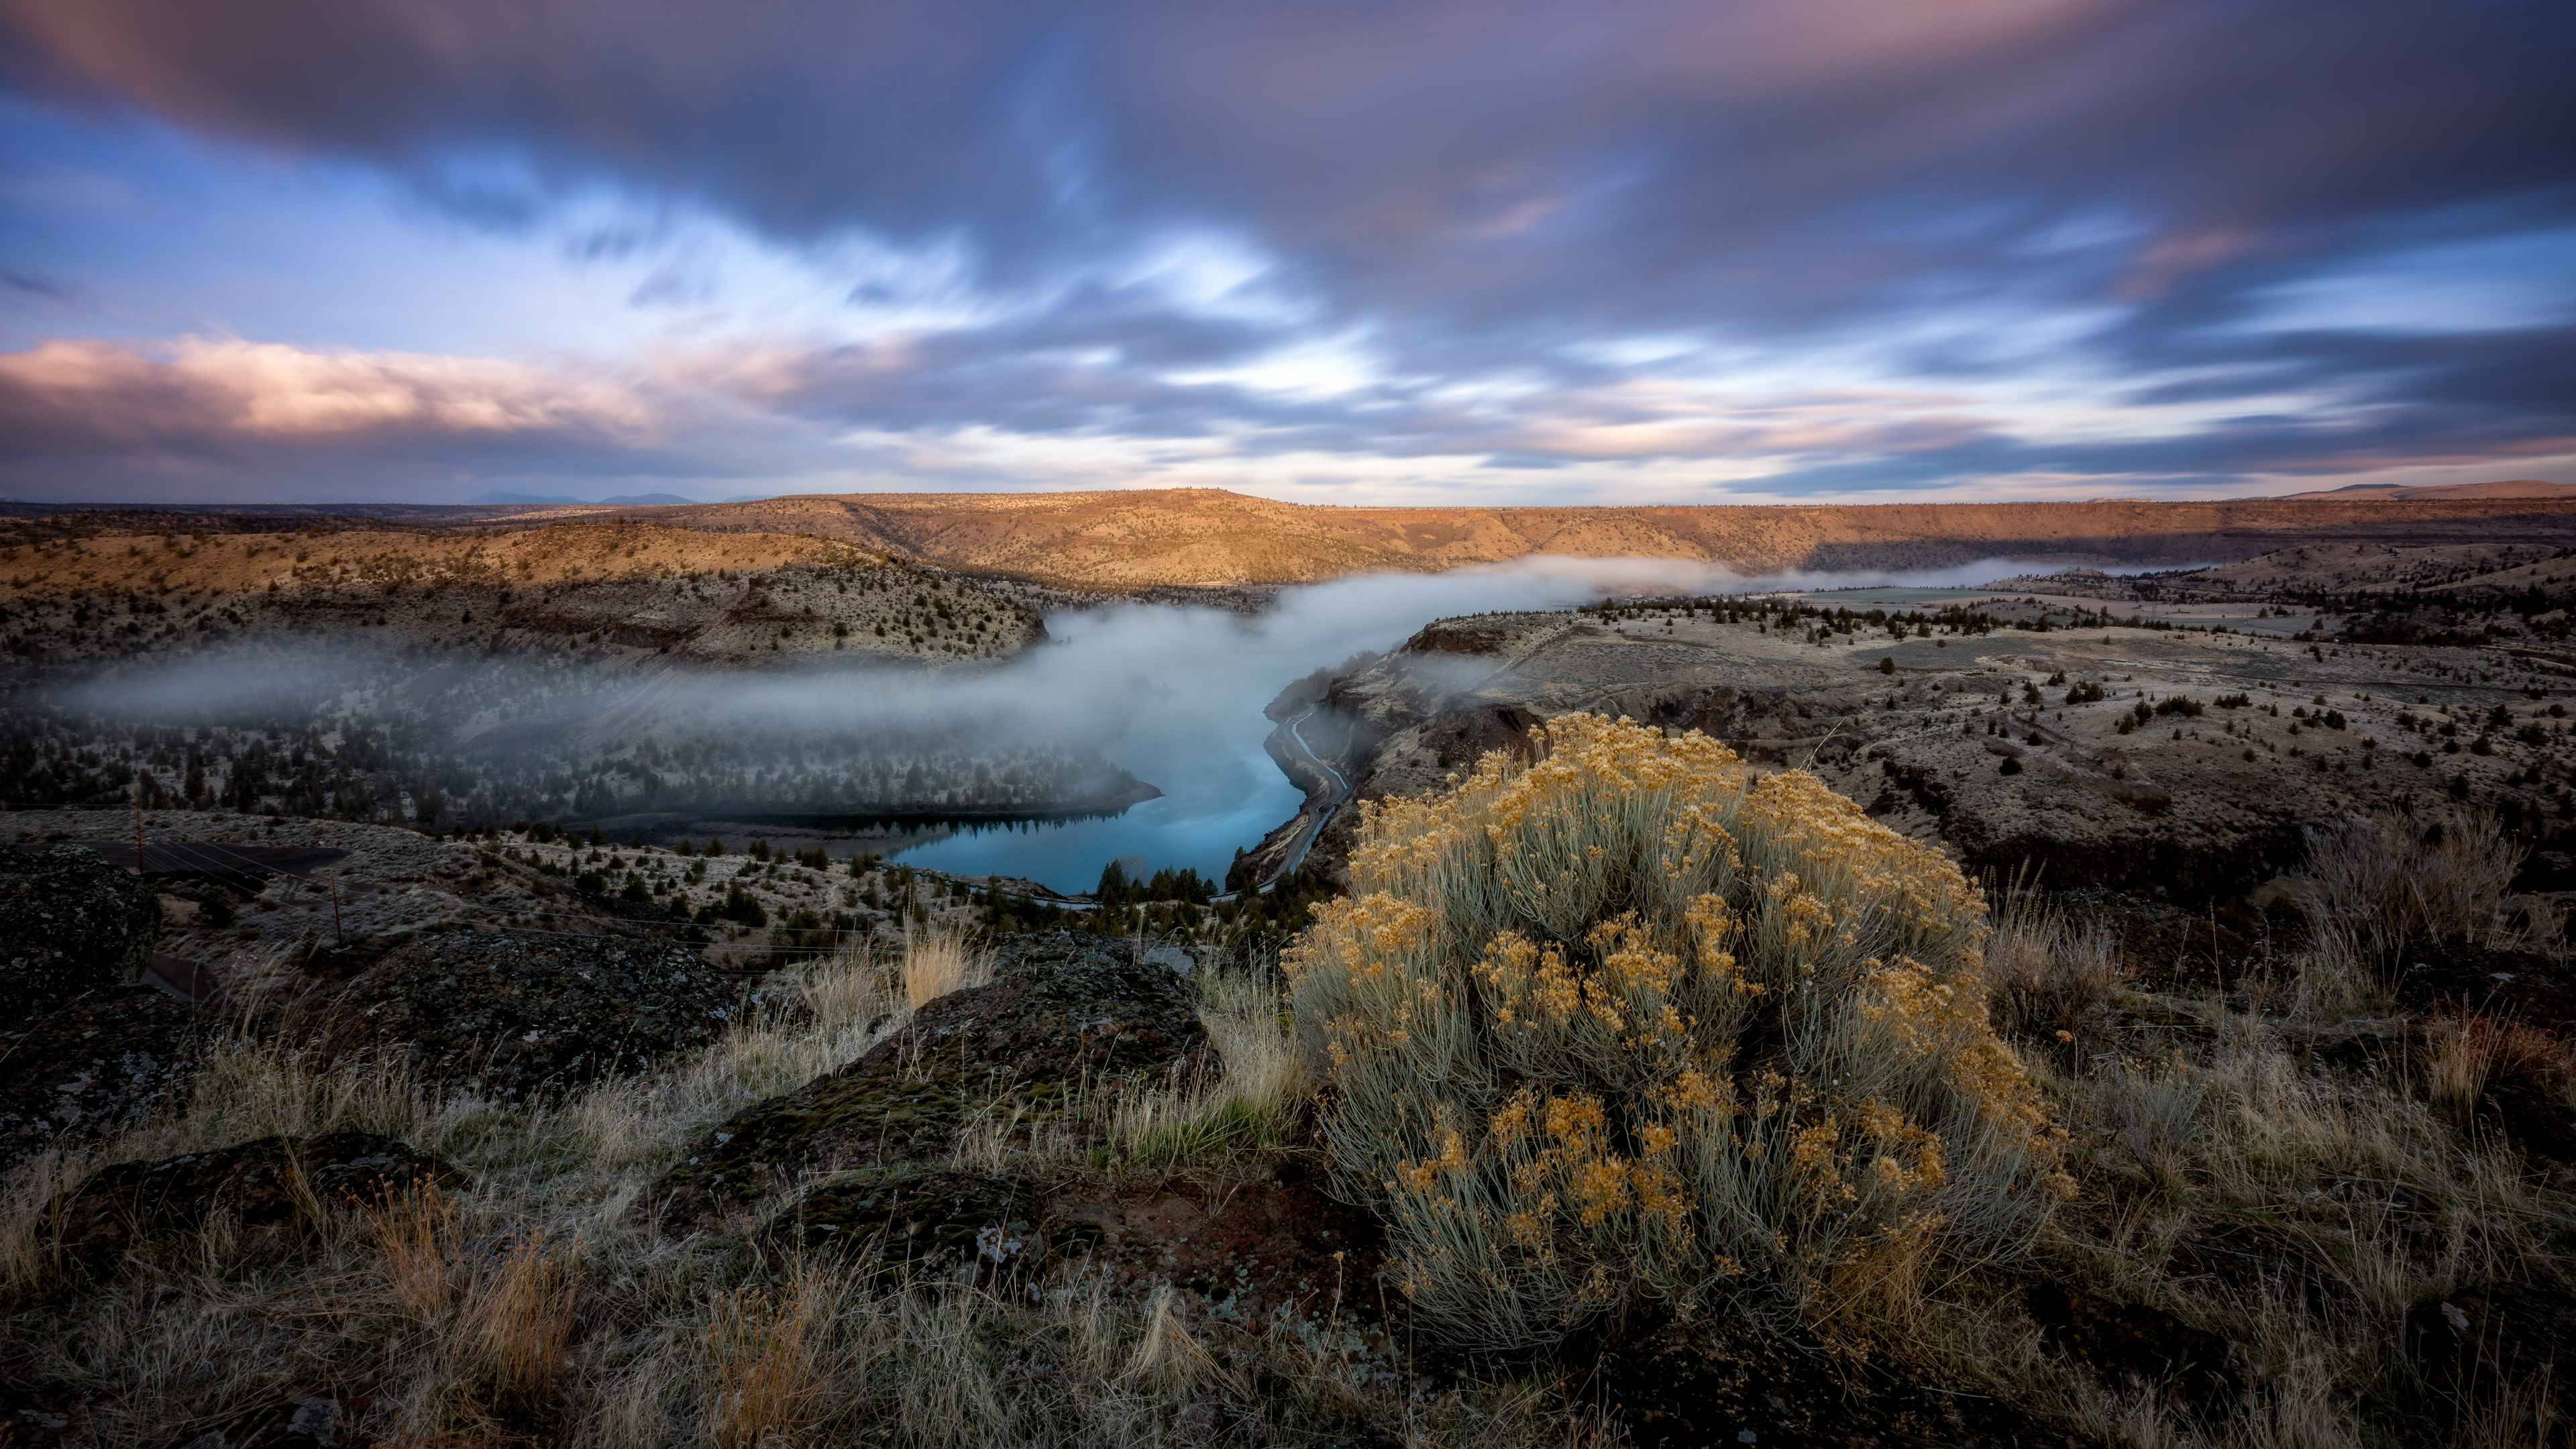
left=898, top=778, right=1303, bottom=890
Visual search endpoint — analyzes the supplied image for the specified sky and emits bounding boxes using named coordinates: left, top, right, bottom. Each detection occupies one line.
left=0, top=0, right=2570, bottom=507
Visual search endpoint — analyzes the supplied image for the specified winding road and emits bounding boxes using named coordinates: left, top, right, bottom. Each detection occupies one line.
left=1268, top=703, right=1354, bottom=885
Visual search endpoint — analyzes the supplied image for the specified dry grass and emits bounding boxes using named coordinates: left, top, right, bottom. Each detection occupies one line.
left=2426, top=1014, right=2512, bottom=1124
left=902, top=928, right=990, bottom=1008
left=796, top=938, right=894, bottom=1032
left=1122, top=1284, right=1235, bottom=1396
left=14, top=741, right=2570, bottom=1444
left=1988, top=888, right=2126, bottom=1042
left=370, top=1179, right=465, bottom=1321
left=0, top=938, right=1606, bottom=1448
left=1607, top=800, right=2576, bottom=1448
left=706, top=1269, right=845, bottom=1449
left=2302, top=808, right=2523, bottom=972
left=468, top=1232, right=582, bottom=1405
left=1110, top=958, right=1308, bottom=1168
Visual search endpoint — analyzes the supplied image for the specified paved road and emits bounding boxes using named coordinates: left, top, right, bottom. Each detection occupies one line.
left=1269, top=704, right=1352, bottom=885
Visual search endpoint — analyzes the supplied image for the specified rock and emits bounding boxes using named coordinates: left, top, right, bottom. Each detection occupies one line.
left=2024, top=1281, right=2245, bottom=1403
left=1044, top=1167, right=1384, bottom=1324
left=166, top=1393, right=362, bottom=1448
left=0, top=845, right=161, bottom=1017
left=284, top=930, right=741, bottom=1101
left=763, top=1165, right=1040, bottom=1277
left=1599, top=1318, right=2098, bottom=1449
left=0, top=986, right=205, bottom=1171
left=659, top=931, right=1204, bottom=1218
left=2406, top=1281, right=2576, bottom=1429
left=56, top=1130, right=462, bottom=1263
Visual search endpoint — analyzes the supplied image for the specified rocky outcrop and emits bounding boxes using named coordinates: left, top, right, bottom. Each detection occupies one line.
left=658, top=932, right=1203, bottom=1220
left=0, top=987, right=204, bottom=1171
left=0, top=845, right=160, bottom=1017
left=54, top=1131, right=462, bottom=1263
left=284, top=930, right=743, bottom=1101
left=762, top=1165, right=1041, bottom=1277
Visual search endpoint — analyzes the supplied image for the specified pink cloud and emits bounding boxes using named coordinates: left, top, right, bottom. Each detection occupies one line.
left=0, top=337, right=660, bottom=454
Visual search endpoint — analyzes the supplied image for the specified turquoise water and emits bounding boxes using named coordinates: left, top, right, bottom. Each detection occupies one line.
left=747, top=556, right=2159, bottom=892
left=892, top=771, right=1304, bottom=892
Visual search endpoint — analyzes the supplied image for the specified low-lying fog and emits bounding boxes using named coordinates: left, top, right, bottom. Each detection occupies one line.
left=54, top=555, right=2176, bottom=893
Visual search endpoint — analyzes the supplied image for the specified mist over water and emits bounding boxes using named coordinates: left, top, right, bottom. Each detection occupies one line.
left=849, top=554, right=2150, bottom=889
left=42, top=555, right=2165, bottom=893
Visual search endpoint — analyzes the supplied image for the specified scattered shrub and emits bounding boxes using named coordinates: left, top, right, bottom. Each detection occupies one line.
left=1288, top=714, right=2066, bottom=1350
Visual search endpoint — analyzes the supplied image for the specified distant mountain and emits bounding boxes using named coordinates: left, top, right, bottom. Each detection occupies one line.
left=2280, top=478, right=2576, bottom=501
left=468, top=490, right=586, bottom=505
left=612, top=486, right=2576, bottom=589
left=467, top=490, right=699, bottom=506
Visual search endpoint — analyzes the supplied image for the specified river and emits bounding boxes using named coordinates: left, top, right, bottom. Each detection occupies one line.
left=672, top=555, right=2175, bottom=894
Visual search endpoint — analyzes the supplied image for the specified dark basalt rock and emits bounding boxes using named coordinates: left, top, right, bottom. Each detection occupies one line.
left=659, top=931, right=1204, bottom=1219
left=0, top=986, right=205, bottom=1171
left=2024, top=1281, right=2245, bottom=1404
left=0, top=845, right=161, bottom=1017
left=763, top=1165, right=1040, bottom=1277
left=284, top=930, right=742, bottom=1101
left=1420, top=704, right=1546, bottom=770
left=2406, top=1281, right=2576, bottom=1429
left=1597, top=1318, right=2101, bottom=1449
left=55, top=1130, right=462, bottom=1263
left=167, top=1393, right=364, bottom=1449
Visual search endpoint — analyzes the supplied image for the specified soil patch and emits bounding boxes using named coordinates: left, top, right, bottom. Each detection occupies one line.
left=762, top=1165, right=1040, bottom=1278
left=2023, top=1282, right=2245, bottom=1404
left=1048, top=1163, right=1384, bottom=1327
left=1593, top=1320, right=2096, bottom=1448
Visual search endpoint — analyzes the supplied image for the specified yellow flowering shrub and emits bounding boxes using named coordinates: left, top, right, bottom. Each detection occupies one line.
left=1287, top=714, right=2068, bottom=1349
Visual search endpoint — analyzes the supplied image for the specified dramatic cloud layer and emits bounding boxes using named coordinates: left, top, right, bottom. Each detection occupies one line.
left=1, top=0, right=2569, bottom=502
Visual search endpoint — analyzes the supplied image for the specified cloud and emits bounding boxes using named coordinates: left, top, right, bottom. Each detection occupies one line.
left=1, top=265, right=76, bottom=301
left=0, top=337, right=661, bottom=456
left=0, top=0, right=2566, bottom=503
left=3, top=0, right=2565, bottom=340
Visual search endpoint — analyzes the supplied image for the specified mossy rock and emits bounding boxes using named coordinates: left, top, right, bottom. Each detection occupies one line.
left=660, top=931, right=1203, bottom=1219
left=0, top=845, right=160, bottom=1018
left=285, top=929, right=741, bottom=1101
left=55, top=1130, right=464, bottom=1265
left=763, top=1165, right=1041, bottom=1277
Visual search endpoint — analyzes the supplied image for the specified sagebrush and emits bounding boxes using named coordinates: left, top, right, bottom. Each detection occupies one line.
left=1289, top=713, right=2068, bottom=1349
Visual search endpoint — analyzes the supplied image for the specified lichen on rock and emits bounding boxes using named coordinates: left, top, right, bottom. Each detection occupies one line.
left=284, top=929, right=743, bottom=1101
left=54, top=1130, right=464, bottom=1263
left=0, top=987, right=205, bottom=1171
left=659, top=931, right=1205, bottom=1220
left=0, top=845, right=161, bottom=1017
